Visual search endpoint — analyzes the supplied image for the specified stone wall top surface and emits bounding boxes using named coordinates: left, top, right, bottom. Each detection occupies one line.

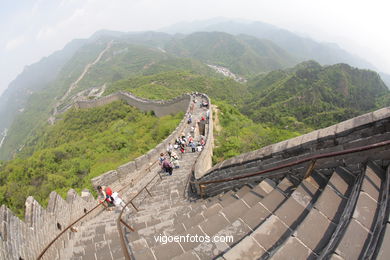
left=204, top=106, right=390, bottom=176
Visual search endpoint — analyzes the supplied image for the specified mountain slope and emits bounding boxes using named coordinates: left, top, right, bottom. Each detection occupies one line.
left=0, top=39, right=87, bottom=133
left=164, top=32, right=297, bottom=75
left=0, top=100, right=182, bottom=216
left=243, top=61, right=390, bottom=129
left=105, top=70, right=249, bottom=102
left=160, top=18, right=376, bottom=71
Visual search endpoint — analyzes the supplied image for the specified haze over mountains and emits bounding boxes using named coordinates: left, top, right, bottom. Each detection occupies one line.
left=0, top=18, right=389, bottom=161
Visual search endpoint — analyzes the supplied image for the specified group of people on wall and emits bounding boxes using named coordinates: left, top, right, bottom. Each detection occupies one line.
left=97, top=93, right=210, bottom=210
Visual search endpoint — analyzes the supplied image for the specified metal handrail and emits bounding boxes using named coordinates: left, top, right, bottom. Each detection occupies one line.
left=117, top=162, right=164, bottom=260
left=192, top=140, right=390, bottom=197
left=37, top=161, right=158, bottom=259
left=37, top=201, right=107, bottom=259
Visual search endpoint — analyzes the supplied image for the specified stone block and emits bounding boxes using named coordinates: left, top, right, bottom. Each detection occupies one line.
left=314, top=186, right=347, bottom=222
left=286, top=135, right=303, bottom=150
left=252, top=214, right=290, bottom=251
left=271, top=140, right=289, bottom=155
left=335, top=118, right=355, bottom=135
left=295, top=208, right=336, bottom=254
left=318, top=124, right=337, bottom=140
left=335, top=219, right=370, bottom=260
left=372, top=107, right=390, bottom=121
left=352, top=192, right=378, bottom=231
left=353, top=112, right=373, bottom=128
left=223, top=236, right=266, bottom=260
left=117, top=161, right=136, bottom=177
left=271, top=237, right=315, bottom=260
left=301, top=130, right=319, bottom=146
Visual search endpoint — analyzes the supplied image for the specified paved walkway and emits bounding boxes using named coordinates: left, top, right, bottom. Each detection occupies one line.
left=58, top=96, right=208, bottom=259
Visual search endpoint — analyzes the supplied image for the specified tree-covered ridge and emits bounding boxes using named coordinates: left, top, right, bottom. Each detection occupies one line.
left=0, top=101, right=182, bottom=217
left=244, top=61, right=390, bottom=129
left=105, top=70, right=250, bottom=103
left=212, top=101, right=302, bottom=164
left=0, top=39, right=114, bottom=160
left=165, top=32, right=297, bottom=75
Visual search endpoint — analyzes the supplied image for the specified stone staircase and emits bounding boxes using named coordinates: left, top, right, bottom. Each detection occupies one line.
left=52, top=102, right=390, bottom=260
left=57, top=156, right=390, bottom=259
left=118, top=160, right=389, bottom=260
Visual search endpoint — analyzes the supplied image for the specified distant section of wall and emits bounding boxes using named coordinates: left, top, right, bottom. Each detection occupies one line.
left=0, top=92, right=193, bottom=260
left=192, top=107, right=390, bottom=197
left=194, top=94, right=214, bottom=179
left=90, top=92, right=193, bottom=190
left=74, top=91, right=190, bottom=117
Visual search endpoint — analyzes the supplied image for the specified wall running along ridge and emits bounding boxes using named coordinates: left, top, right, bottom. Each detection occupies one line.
left=0, top=92, right=193, bottom=260
left=193, top=94, right=214, bottom=179
left=192, top=107, right=390, bottom=197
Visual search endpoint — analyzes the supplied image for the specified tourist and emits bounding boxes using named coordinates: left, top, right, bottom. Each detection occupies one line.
left=158, top=153, right=166, bottom=166
left=170, top=151, right=180, bottom=168
left=180, top=142, right=185, bottom=154
left=167, top=143, right=173, bottom=156
left=162, top=159, right=173, bottom=175
left=97, top=185, right=115, bottom=210
left=190, top=141, right=196, bottom=152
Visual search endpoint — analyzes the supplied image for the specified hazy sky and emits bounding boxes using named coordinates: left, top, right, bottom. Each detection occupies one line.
left=1, top=0, right=390, bottom=95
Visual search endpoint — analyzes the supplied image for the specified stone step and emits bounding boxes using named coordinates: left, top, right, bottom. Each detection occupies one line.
left=333, top=163, right=386, bottom=259
left=269, top=166, right=357, bottom=258
left=147, top=178, right=293, bottom=259
left=160, top=183, right=266, bottom=236
left=220, top=173, right=324, bottom=259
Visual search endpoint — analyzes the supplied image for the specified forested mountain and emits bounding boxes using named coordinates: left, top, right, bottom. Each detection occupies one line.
left=165, top=32, right=297, bottom=75
left=160, top=18, right=376, bottom=71
left=0, top=38, right=112, bottom=160
left=0, top=101, right=182, bottom=216
left=1, top=23, right=390, bottom=216
left=0, top=39, right=87, bottom=133
left=244, top=61, right=390, bottom=129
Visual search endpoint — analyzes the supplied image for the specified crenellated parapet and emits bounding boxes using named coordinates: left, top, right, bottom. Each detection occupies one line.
left=0, top=92, right=196, bottom=259
left=0, top=188, right=98, bottom=260
left=72, top=91, right=191, bottom=117
left=192, top=107, right=390, bottom=197
left=193, top=93, right=214, bottom=179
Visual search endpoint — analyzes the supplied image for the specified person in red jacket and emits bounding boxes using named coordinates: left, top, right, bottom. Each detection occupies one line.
left=97, top=185, right=115, bottom=209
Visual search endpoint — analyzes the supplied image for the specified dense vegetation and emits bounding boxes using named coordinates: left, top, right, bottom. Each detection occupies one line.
left=1, top=29, right=389, bottom=217
left=212, top=101, right=302, bottom=164
left=0, top=101, right=182, bottom=217
left=244, top=61, right=390, bottom=129
left=165, top=32, right=296, bottom=75
left=105, top=70, right=249, bottom=102
left=0, top=39, right=111, bottom=160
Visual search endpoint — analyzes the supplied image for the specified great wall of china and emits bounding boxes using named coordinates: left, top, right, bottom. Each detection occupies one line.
left=0, top=90, right=389, bottom=259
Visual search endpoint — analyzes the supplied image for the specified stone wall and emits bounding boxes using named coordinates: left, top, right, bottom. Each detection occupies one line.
left=90, top=93, right=193, bottom=190
left=192, top=107, right=390, bottom=197
left=74, top=91, right=190, bottom=117
left=0, top=92, right=193, bottom=260
left=0, top=189, right=100, bottom=260
left=194, top=94, right=214, bottom=179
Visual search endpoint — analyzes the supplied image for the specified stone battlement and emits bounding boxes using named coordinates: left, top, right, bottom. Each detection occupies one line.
left=0, top=92, right=198, bottom=260
left=192, top=107, right=390, bottom=197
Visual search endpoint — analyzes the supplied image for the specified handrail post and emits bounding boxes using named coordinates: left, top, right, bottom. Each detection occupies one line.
left=130, top=201, right=138, bottom=212
left=304, top=160, right=317, bottom=179
left=120, top=218, right=135, bottom=232
left=145, top=187, right=152, bottom=197
left=200, top=184, right=206, bottom=198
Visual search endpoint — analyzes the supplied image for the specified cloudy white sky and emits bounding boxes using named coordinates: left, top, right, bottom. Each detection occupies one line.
left=1, top=0, right=390, bottom=95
